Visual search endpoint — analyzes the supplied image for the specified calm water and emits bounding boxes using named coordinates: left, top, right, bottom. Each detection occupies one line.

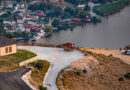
left=37, top=6, right=130, bottom=49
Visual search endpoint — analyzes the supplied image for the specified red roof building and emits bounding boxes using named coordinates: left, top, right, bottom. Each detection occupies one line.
left=17, top=17, right=24, bottom=20
left=33, top=28, right=41, bottom=31
left=72, top=18, right=81, bottom=22
left=24, top=25, right=32, bottom=29
left=24, top=25, right=41, bottom=31
left=62, top=43, right=75, bottom=48
left=82, top=19, right=91, bottom=22
left=35, top=11, right=44, bottom=16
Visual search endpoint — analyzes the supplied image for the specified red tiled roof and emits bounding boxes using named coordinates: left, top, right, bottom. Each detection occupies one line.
left=33, top=28, right=41, bottom=31
left=62, top=43, right=75, bottom=47
left=72, top=18, right=81, bottom=21
left=82, top=19, right=91, bottom=22
left=24, top=25, right=41, bottom=31
left=24, top=25, right=32, bottom=29
left=35, top=11, right=44, bottom=16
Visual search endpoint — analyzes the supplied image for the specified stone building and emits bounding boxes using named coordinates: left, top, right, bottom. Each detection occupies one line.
left=0, top=36, right=17, bottom=56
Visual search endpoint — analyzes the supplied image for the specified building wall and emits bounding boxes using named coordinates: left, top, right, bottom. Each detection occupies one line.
left=0, top=44, right=17, bottom=56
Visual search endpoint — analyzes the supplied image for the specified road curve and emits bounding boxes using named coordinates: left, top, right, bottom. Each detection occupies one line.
left=0, top=68, right=32, bottom=90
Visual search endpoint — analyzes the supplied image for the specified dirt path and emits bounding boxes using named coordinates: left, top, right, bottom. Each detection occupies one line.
left=81, top=48, right=130, bottom=64
left=0, top=68, right=32, bottom=90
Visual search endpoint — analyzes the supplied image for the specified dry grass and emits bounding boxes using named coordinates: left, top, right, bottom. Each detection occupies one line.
left=29, top=60, right=50, bottom=89
left=57, top=49, right=130, bottom=90
left=81, top=48, right=130, bottom=64
left=0, top=49, right=37, bottom=71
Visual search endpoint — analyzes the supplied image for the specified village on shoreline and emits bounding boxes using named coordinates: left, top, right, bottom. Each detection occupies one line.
left=0, top=0, right=130, bottom=42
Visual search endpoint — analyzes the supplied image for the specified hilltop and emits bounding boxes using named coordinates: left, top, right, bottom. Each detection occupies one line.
left=57, top=48, right=130, bottom=90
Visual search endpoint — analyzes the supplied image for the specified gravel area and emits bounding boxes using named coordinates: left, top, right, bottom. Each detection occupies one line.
left=18, top=46, right=84, bottom=90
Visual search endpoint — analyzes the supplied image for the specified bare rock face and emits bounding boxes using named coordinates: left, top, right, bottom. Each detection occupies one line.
left=70, top=55, right=99, bottom=72
left=57, top=50, right=130, bottom=90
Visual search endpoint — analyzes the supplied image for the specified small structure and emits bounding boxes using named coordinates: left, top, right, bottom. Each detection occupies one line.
left=0, top=36, right=17, bottom=56
left=62, top=43, right=75, bottom=51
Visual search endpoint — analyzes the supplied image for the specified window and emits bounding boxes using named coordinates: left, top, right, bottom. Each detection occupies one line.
left=5, top=47, right=8, bottom=53
left=9, top=47, right=12, bottom=53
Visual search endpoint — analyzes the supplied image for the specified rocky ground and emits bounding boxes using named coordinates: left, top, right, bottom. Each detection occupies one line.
left=57, top=48, right=130, bottom=90
left=83, top=48, right=130, bottom=64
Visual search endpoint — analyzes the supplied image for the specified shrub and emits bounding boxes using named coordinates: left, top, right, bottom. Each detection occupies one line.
left=75, top=71, right=80, bottom=75
left=84, top=54, right=87, bottom=56
left=124, top=73, right=130, bottom=79
left=118, top=77, right=124, bottom=81
left=39, top=86, right=47, bottom=90
left=35, top=61, right=44, bottom=69
left=108, top=54, right=113, bottom=57
left=82, top=69, right=87, bottom=73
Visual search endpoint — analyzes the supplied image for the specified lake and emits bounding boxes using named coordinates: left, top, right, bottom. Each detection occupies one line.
left=37, top=6, right=130, bottom=49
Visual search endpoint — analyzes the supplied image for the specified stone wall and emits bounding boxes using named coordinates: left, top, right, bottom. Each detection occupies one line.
left=17, top=43, right=61, bottom=48
left=18, top=56, right=39, bottom=67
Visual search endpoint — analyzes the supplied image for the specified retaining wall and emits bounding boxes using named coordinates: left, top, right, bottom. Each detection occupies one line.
left=18, top=56, right=39, bottom=67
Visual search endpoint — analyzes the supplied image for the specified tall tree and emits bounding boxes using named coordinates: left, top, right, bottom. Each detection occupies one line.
left=64, top=5, right=76, bottom=16
left=44, top=26, right=53, bottom=33
left=0, top=18, right=6, bottom=36
left=52, top=18, right=60, bottom=27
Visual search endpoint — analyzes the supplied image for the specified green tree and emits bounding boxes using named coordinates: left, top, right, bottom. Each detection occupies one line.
left=53, top=6, right=63, bottom=17
left=0, top=12, right=11, bottom=19
left=84, top=4, right=91, bottom=11
left=21, top=31, right=29, bottom=38
left=35, top=61, right=44, bottom=69
left=51, top=18, right=60, bottom=27
left=77, top=10, right=90, bottom=18
left=39, top=86, right=47, bottom=90
left=61, top=12, right=70, bottom=19
left=6, top=32, right=16, bottom=38
left=64, top=0, right=89, bottom=5
left=44, top=26, right=53, bottom=33
left=64, top=5, right=76, bottom=16
left=91, top=16, right=100, bottom=24
left=0, top=18, right=6, bottom=36
left=43, top=18, right=49, bottom=24
left=28, top=3, right=53, bottom=12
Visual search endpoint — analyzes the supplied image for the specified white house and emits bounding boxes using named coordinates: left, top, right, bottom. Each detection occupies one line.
left=78, top=4, right=85, bottom=9
left=3, top=21, right=12, bottom=25
left=28, top=20, right=37, bottom=26
left=17, top=17, right=25, bottom=24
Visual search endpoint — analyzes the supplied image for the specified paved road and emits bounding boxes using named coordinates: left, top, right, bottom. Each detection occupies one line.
left=0, top=68, right=32, bottom=90
left=18, top=46, right=85, bottom=90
